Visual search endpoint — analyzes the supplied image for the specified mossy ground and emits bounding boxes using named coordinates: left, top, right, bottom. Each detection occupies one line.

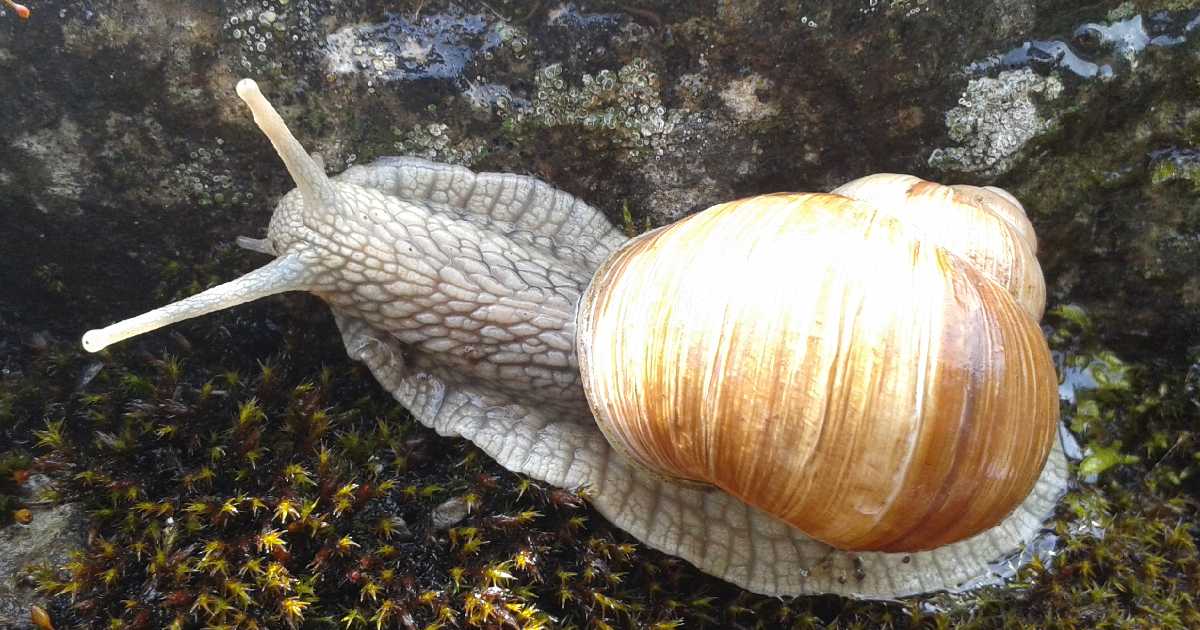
left=0, top=246, right=1196, bottom=630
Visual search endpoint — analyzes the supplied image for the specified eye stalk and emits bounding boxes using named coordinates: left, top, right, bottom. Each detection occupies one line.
left=81, top=255, right=313, bottom=352
left=235, top=79, right=335, bottom=219
left=80, top=80, right=329, bottom=353
left=236, top=236, right=278, bottom=256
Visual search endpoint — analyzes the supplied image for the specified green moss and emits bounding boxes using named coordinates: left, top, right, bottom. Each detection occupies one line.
left=1107, top=1, right=1139, bottom=19
left=1078, top=443, right=1140, bottom=476
left=0, top=272, right=1191, bottom=629
left=1149, top=153, right=1200, bottom=191
left=33, top=263, right=66, bottom=297
left=1134, top=0, right=1200, bottom=11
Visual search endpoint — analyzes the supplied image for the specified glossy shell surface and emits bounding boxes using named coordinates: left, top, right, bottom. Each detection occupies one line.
left=577, top=192, right=1060, bottom=551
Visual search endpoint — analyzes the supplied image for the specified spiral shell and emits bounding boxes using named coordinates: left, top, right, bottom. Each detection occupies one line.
left=575, top=190, right=1059, bottom=552
left=833, top=173, right=1045, bottom=319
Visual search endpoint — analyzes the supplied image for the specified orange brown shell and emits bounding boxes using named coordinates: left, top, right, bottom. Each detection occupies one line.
left=833, top=173, right=1045, bottom=319
left=576, top=190, right=1059, bottom=552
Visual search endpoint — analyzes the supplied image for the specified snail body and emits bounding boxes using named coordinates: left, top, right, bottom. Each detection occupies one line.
left=82, top=80, right=1068, bottom=598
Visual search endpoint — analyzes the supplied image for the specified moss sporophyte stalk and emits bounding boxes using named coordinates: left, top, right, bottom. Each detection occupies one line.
left=2, top=0, right=29, bottom=21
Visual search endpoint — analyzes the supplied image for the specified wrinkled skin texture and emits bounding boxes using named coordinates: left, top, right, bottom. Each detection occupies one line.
left=296, top=157, right=1069, bottom=598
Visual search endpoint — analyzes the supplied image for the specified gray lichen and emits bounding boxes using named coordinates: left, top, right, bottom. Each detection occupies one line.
left=719, top=74, right=780, bottom=122
left=11, top=118, right=88, bottom=213
left=324, top=8, right=518, bottom=83
left=501, top=59, right=682, bottom=160
left=928, top=67, right=1064, bottom=176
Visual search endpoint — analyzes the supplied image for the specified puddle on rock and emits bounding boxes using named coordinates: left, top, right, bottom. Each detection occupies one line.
left=967, top=11, right=1200, bottom=79
left=325, top=8, right=509, bottom=83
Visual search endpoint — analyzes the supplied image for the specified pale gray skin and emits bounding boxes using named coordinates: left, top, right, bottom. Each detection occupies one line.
left=83, top=80, right=1069, bottom=599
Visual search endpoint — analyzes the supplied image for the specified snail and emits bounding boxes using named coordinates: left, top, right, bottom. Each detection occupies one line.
left=82, top=79, right=1068, bottom=599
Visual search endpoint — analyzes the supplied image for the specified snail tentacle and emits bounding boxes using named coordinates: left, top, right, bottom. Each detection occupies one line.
left=82, top=253, right=313, bottom=353
left=236, top=235, right=277, bottom=255
left=236, top=79, right=335, bottom=216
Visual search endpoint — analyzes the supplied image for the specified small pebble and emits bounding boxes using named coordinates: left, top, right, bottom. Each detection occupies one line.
left=431, top=496, right=469, bottom=530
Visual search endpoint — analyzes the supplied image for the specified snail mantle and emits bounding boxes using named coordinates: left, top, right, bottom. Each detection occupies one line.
left=82, top=79, right=1069, bottom=599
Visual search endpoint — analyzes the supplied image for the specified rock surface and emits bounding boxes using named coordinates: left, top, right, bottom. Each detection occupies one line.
left=431, top=496, right=469, bottom=530
left=0, top=502, right=85, bottom=629
left=0, top=0, right=1196, bottom=363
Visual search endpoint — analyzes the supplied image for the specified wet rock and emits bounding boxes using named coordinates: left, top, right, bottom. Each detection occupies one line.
left=326, top=8, right=509, bottom=82
left=10, top=118, right=88, bottom=214
left=0, top=2, right=1120, bottom=334
left=0, top=502, right=86, bottom=628
left=719, top=74, right=780, bottom=122
left=0, top=0, right=1194, bottom=383
left=1, top=0, right=1198, bottom=372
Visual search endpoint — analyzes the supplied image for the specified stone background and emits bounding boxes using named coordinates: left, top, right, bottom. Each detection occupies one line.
left=1, top=0, right=1197, bottom=361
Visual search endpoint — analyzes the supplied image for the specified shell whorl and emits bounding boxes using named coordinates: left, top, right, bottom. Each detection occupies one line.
left=832, top=173, right=1046, bottom=320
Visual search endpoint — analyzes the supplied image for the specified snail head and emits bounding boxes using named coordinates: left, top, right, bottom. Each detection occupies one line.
left=82, top=80, right=587, bottom=415
left=82, top=79, right=361, bottom=353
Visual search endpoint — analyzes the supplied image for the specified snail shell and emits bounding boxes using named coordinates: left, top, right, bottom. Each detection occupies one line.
left=577, top=189, right=1059, bottom=552
left=833, top=174, right=1045, bottom=320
